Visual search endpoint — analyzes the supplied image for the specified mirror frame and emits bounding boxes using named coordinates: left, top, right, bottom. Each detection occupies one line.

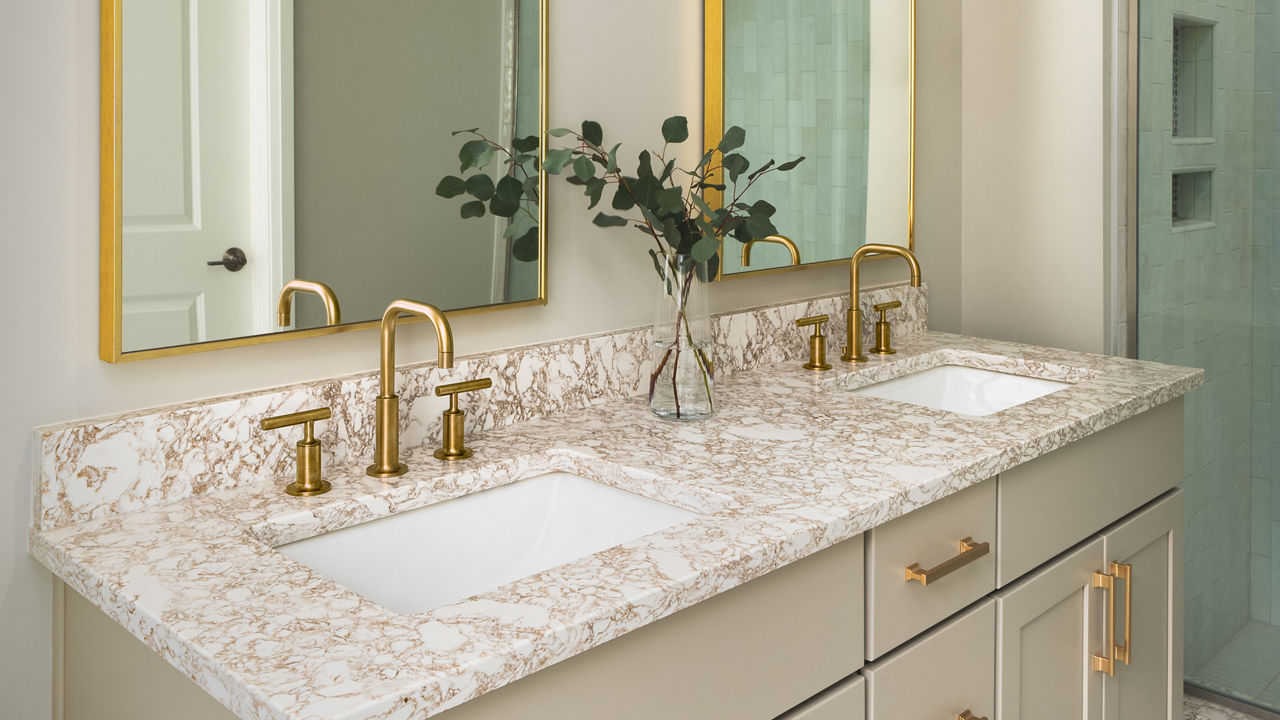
left=99, top=0, right=549, bottom=362
left=703, top=0, right=915, bottom=281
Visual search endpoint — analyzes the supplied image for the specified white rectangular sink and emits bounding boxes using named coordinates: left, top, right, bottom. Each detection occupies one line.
left=850, top=364, right=1072, bottom=416
left=276, top=471, right=697, bottom=614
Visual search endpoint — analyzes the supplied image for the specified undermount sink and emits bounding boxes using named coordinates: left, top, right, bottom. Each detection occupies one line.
left=850, top=364, right=1072, bottom=416
left=276, top=471, right=697, bottom=614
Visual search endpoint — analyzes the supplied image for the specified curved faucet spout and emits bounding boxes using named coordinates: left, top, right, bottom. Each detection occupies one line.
left=368, top=299, right=455, bottom=478
left=842, top=244, right=922, bottom=363
left=741, top=235, right=802, bottom=268
left=277, top=279, right=342, bottom=326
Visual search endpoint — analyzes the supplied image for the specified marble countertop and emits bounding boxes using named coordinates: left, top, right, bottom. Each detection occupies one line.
left=29, top=331, right=1202, bottom=720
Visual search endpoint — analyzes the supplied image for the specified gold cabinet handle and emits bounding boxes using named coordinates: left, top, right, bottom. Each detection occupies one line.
left=958, top=711, right=989, bottom=720
left=904, top=537, right=990, bottom=586
left=1092, top=561, right=1132, bottom=676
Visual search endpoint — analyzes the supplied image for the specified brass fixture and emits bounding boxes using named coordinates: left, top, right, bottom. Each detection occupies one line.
left=841, top=244, right=922, bottom=363
left=958, top=712, right=989, bottom=720
left=277, top=279, right=343, bottom=327
left=870, top=300, right=902, bottom=355
left=1092, top=561, right=1133, bottom=676
left=260, top=407, right=333, bottom=497
left=367, top=299, right=455, bottom=478
left=433, top=378, right=493, bottom=461
left=794, top=315, right=832, bottom=371
left=741, top=235, right=801, bottom=268
left=904, top=536, right=989, bottom=587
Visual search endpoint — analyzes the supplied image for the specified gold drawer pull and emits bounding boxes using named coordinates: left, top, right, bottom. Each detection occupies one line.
left=904, top=536, right=990, bottom=586
left=958, top=711, right=988, bottom=720
left=1092, top=561, right=1132, bottom=676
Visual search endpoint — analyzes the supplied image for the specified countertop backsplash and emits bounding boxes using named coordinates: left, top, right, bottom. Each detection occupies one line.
left=33, top=283, right=926, bottom=532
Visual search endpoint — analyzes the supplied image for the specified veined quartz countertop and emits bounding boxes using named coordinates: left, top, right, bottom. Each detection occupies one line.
left=29, top=331, right=1203, bottom=720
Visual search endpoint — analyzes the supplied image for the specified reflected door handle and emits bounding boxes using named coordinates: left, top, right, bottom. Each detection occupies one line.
left=207, top=247, right=247, bottom=272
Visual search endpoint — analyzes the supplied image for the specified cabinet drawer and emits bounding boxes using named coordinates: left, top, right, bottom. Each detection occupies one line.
left=866, top=477, right=996, bottom=659
left=864, top=598, right=996, bottom=719
left=776, top=674, right=865, bottom=720
left=997, top=399, right=1182, bottom=585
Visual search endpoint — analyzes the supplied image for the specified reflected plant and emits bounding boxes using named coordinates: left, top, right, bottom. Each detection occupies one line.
left=438, top=116, right=803, bottom=419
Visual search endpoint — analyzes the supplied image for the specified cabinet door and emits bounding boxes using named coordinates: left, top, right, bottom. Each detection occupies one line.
left=1100, top=490, right=1183, bottom=720
left=994, top=537, right=1106, bottom=720
left=777, top=674, right=864, bottom=720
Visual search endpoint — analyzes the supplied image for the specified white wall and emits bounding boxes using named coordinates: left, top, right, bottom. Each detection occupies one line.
left=0, top=2, right=962, bottom=717
left=959, top=0, right=1109, bottom=353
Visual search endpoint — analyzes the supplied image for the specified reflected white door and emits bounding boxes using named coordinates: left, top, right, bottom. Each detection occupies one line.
left=121, top=0, right=277, bottom=351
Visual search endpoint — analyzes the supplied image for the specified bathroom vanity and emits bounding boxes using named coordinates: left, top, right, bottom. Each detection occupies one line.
left=31, top=290, right=1200, bottom=720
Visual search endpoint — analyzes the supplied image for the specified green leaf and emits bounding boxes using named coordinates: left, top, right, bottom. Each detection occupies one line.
left=606, top=143, right=622, bottom=173
left=733, top=223, right=752, bottom=244
left=661, top=116, right=689, bottom=144
left=460, top=200, right=486, bottom=219
left=612, top=185, right=636, bottom=211
left=749, top=199, right=777, bottom=217
left=718, top=126, right=746, bottom=153
left=522, top=175, right=540, bottom=197
left=636, top=150, right=654, bottom=180
left=777, top=156, right=806, bottom=172
left=581, top=120, right=603, bottom=147
left=512, top=226, right=540, bottom=261
left=639, top=205, right=664, bottom=231
left=695, top=182, right=726, bottom=192
left=459, top=139, right=494, bottom=172
left=512, top=135, right=539, bottom=153
left=723, top=153, right=750, bottom=183
left=592, top=212, right=628, bottom=227
left=465, top=174, right=495, bottom=201
left=451, top=127, right=480, bottom=136
left=659, top=159, right=677, bottom=184
left=744, top=213, right=778, bottom=239
left=548, top=127, right=574, bottom=137
left=656, top=186, right=684, bottom=215
left=573, top=155, right=596, bottom=181
left=544, top=148, right=573, bottom=174
left=435, top=175, right=467, bottom=198
left=692, top=235, right=719, bottom=263
left=689, top=192, right=716, bottom=218
left=490, top=176, right=523, bottom=217
left=648, top=249, right=664, bottom=277
left=747, top=159, right=775, bottom=180
left=586, top=177, right=606, bottom=209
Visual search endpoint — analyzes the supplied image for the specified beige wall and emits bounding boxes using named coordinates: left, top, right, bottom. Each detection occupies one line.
left=959, top=0, right=1109, bottom=354
left=0, top=1, right=963, bottom=717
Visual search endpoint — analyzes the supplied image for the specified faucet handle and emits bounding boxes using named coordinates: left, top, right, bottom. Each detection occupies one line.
left=433, top=377, right=493, bottom=461
left=870, top=301, right=903, bottom=356
left=261, top=407, right=332, bottom=497
left=795, top=315, right=833, bottom=372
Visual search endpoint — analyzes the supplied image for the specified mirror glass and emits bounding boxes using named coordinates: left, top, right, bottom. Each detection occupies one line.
left=707, top=0, right=912, bottom=278
left=104, top=0, right=545, bottom=360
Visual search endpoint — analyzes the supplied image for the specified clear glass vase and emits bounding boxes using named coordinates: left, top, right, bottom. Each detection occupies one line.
left=648, top=253, right=714, bottom=421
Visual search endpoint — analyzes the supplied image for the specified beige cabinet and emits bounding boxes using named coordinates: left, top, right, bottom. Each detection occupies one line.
left=994, top=491, right=1183, bottom=720
left=777, top=674, right=865, bottom=720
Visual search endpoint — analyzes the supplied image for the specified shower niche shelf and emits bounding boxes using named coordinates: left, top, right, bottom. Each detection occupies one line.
left=1172, top=17, right=1214, bottom=141
left=1172, top=170, right=1213, bottom=231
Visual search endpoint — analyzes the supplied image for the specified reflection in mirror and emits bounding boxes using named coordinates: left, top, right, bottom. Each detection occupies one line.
left=102, top=0, right=546, bottom=361
left=706, top=0, right=913, bottom=278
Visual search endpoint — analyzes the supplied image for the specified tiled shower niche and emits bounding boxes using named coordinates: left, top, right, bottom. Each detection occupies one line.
left=1172, top=170, right=1213, bottom=227
left=1173, top=17, right=1214, bottom=139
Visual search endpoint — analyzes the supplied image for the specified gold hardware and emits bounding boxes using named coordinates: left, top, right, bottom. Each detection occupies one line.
left=1092, top=561, right=1132, bottom=676
left=97, top=0, right=550, bottom=363
left=871, top=300, right=902, bottom=355
left=368, top=300, right=455, bottom=478
left=277, top=279, right=342, bottom=327
left=842, top=244, right=922, bottom=363
left=260, top=408, right=333, bottom=497
left=704, top=0, right=916, bottom=281
left=741, top=235, right=802, bottom=267
left=433, top=378, right=493, bottom=461
left=794, top=315, right=832, bottom=371
left=958, top=712, right=988, bottom=720
left=904, top=536, right=990, bottom=586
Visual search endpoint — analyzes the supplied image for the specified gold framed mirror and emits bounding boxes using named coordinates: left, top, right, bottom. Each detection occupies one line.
left=100, top=0, right=548, bottom=362
left=704, top=0, right=914, bottom=279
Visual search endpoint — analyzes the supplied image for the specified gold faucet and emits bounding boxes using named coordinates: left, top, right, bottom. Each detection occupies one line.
left=367, top=299, right=455, bottom=478
left=841, top=244, right=922, bottom=363
left=277, top=279, right=342, bottom=326
left=741, top=235, right=801, bottom=267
